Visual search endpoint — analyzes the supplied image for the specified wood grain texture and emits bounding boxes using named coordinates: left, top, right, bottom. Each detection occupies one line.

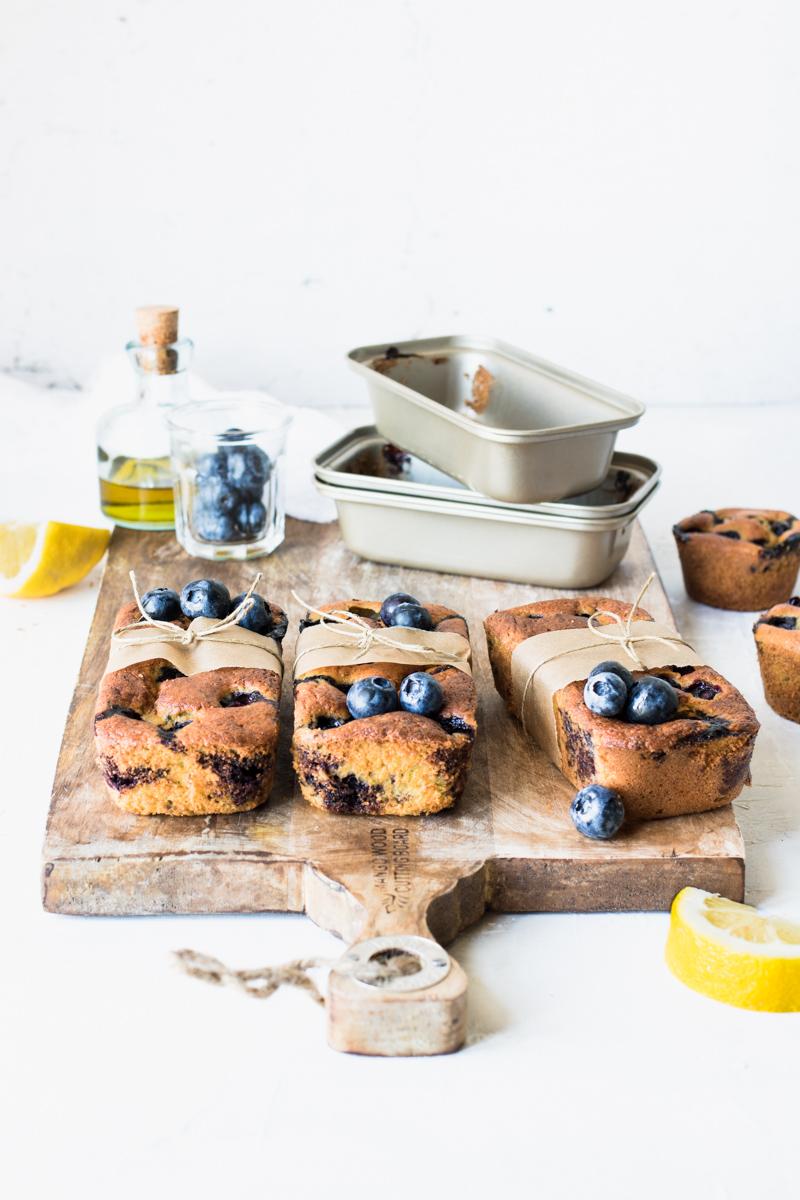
left=42, top=519, right=745, bottom=1054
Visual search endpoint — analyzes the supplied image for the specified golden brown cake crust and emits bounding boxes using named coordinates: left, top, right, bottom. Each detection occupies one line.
left=484, top=596, right=759, bottom=821
left=292, top=599, right=476, bottom=816
left=673, top=508, right=800, bottom=611
left=753, top=597, right=800, bottom=723
left=94, top=601, right=285, bottom=816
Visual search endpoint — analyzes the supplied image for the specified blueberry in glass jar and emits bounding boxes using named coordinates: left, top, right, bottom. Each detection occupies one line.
left=140, top=587, right=181, bottom=621
left=399, top=671, right=444, bottom=716
left=180, top=578, right=232, bottom=620
left=346, top=677, right=399, bottom=719
left=583, top=671, right=628, bottom=718
left=624, top=675, right=679, bottom=725
left=390, top=602, right=433, bottom=631
left=196, top=449, right=229, bottom=482
left=570, top=785, right=625, bottom=840
left=379, top=592, right=419, bottom=625
left=232, top=592, right=274, bottom=636
left=199, top=474, right=239, bottom=515
left=235, top=498, right=267, bottom=538
left=226, top=445, right=271, bottom=499
left=193, top=506, right=237, bottom=544
left=588, top=659, right=635, bottom=692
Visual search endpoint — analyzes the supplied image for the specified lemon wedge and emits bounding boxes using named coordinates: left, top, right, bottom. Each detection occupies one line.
left=0, top=521, right=110, bottom=599
left=666, top=887, right=800, bottom=1011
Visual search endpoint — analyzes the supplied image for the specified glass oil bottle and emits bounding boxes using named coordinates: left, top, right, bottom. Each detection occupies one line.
left=97, top=306, right=193, bottom=529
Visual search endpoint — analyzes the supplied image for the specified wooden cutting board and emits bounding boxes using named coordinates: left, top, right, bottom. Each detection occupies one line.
left=42, top=520, right=745, bottom=1056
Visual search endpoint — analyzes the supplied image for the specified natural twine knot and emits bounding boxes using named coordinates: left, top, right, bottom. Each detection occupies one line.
left=586, top=572, right=681, bottom=669
left=112, top=570, right=264, bottom=649
left=291, top=591, right=465, bottom=669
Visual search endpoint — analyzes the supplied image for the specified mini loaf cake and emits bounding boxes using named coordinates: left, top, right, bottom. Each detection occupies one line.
left=673, top=508, right=800, bottom=611
left=95, top=598, right=287, bottom=816
left=484, top=597, right=759, bottom=821
left=753, top=597, right=800, bottom=723
left=292, top=599, right=476, bottom=816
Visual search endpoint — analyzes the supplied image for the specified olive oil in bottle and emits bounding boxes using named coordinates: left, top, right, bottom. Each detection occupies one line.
left=96, top=306, right=192, bottom=530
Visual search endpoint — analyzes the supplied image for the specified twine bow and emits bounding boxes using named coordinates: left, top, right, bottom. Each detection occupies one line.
left=586, top=572, right=687, bottom=668
left=291, top=591, right=465, bottom=671
left=112, top=571, right=263, bottom=649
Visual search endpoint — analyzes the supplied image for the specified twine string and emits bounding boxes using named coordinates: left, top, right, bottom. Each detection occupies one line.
left=112, top=571, right=263, bottom=648
left=174, top=947, right=426, bottom=1007
left=291, top=590, right=465, bottom=670
left=585, top=572, right=685, bottom=669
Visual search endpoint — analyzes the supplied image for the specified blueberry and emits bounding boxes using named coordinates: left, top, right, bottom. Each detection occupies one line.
left=226, top=445, right=270, bottom=498
left=196, top=450, right=228, bottom=481
left=199, top=474, right=239, bottom=515
left=346, top=676, right=399, bottom=719
left=235, top=499, right=267, bottom=538
left=390, top=602, right=433, bottom=630
left=140, top=587, right=181, bottom=621
left=771, top=520, right=793, bottom=537
left=399, top=671, right=444, bottom=716
left=583, top=671, right=628, bottom=718
left=624, top=675, right=679, bottom=725
left=380, top=592, right=419, bottom=625
left=220, top=426, right=246, bottom=442
left=232, top=592, right=274, bottom=636
left=717, top=530, right=741, bottom=540
left=193, top=506, right=237, bottom=543
left=570, top=785, right=625, bottom=840
left=179, top=578, right=232, bottom=620
left=588, top=659, right=635, bottom=692
left=765, top=616, right=797, bottom=630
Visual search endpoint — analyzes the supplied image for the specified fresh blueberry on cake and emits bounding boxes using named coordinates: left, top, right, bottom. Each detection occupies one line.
left=292, top=595, right=476, bottom=816
left=140, top=587, right=181, bottom=621
left=583, top=671, right=628, bottom=718
left=180, top=578, right=232, bottom=620
left=346, top=676, right=399, bottom=719
left=231, top=592, right=274, bottom=636
left=399, top=672, right=444, bottom=716
left=673, top=508, right=800, bottom=610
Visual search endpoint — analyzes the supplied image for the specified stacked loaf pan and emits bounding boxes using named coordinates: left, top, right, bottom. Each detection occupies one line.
left=315, top=335, right=657, bottom=588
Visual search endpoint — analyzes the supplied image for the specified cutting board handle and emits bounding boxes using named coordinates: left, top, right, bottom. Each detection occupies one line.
left=326, top=933, right=468, bottom=1056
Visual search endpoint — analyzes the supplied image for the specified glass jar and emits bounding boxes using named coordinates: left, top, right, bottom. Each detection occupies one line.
left=97, top=316, right=193, bottom=530
left=168, top=397, right=290, bottom=560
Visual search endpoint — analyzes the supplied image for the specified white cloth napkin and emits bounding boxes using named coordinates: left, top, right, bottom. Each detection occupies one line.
left=0, top=359, right=341, bottom=524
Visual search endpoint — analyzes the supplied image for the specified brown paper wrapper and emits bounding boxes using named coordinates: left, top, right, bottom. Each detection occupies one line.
left=293, top=623, right=472, bottom=678
left=509, top=620, right=701, bottom=766
left=106, top=617, right=284, bottom=679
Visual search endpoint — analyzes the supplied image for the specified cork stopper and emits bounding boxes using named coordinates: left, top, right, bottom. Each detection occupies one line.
left=134, top=306, right=179, bottom=373
left=136, top=305, right=179, bottom=346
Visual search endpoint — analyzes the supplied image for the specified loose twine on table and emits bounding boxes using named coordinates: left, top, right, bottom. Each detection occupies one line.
left=173, top=947, right=424, bottom=1006
left=112, top=571, right=263, bottom=648
left=291, top=591, right=465, bottom=672
left=519, top=572, right=694, bottom=736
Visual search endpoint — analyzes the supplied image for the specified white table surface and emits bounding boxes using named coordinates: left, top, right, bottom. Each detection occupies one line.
left=2, top=398, right=798, bottom=1199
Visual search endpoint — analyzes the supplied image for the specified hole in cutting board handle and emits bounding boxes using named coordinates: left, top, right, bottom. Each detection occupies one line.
left=344, top=934, right=451, bottom=993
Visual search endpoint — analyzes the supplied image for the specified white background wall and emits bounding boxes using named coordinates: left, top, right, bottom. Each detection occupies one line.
left=1, top=0, right=799, bottom=408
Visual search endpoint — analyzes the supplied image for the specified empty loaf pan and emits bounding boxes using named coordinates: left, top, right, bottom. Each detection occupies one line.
left=347, top=335, right=645, bottom=504
left=315, top=427, right=660, bottom=588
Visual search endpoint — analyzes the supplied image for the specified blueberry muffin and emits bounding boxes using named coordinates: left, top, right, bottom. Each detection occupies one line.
left=292, top=598, right=476, bottom=816
left=753, top=597, right=800, bottom=723
left=673, top=508, right=800, bottom=611
left=95, top=598, right=287, bottom=815
left=485, top=597, right=759, bottom=820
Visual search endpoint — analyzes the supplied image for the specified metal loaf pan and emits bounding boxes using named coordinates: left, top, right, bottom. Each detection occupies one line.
left=315, top=428, right=660, bottom=588
left=347, top=335, right=645, bottom=505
